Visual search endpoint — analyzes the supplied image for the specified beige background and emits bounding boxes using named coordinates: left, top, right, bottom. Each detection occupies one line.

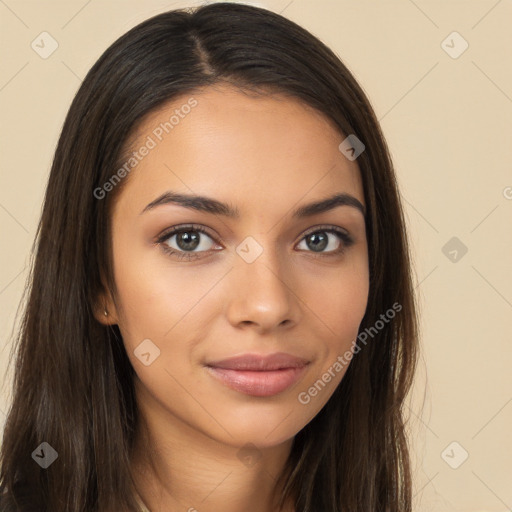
left=1, top=0, right=511, bottom=510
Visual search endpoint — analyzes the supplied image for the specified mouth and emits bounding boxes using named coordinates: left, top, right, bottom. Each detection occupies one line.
left=204, top=352, right=310, bottom=397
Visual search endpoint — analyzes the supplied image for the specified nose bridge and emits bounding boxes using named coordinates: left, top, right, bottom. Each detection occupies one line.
left=226, top=235, right=299, bottom=330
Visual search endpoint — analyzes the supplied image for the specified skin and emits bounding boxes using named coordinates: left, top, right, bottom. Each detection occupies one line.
left=95, top=83, right=369, bottom=512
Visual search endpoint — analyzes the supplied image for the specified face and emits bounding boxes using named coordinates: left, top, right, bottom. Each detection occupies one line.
left=98, top=83, right=369, bottom=450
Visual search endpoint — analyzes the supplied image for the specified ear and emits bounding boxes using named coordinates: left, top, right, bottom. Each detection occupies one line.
left=93, top=289, right=119, bottom=326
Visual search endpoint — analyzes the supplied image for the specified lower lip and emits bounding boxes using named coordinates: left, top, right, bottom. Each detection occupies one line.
left=206, top=365, right=308, bottom=397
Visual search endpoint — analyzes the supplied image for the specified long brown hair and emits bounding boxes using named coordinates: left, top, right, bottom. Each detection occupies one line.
left=0, top=3, right=419, bottom=511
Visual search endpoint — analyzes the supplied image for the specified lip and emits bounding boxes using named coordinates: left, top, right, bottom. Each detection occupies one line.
left=205, top=352, right=310, bottom=397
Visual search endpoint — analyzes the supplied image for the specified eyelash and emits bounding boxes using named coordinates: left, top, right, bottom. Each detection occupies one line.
left=155, top=223, right=355, bottom=261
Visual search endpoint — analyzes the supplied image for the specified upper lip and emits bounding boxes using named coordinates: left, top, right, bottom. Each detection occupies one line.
left=206, top=352, right=310, bottom=371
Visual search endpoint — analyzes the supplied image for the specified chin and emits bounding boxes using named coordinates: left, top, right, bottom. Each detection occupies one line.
left=204, top=404, right=312, bottom=449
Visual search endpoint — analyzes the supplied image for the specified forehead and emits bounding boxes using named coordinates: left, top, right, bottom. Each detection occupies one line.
left=114, top=84, right=365, bottom=220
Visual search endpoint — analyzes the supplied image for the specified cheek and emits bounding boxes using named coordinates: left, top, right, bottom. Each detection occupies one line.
left=294, top=262, right=369, bottom=413
left=307, top=256, right=369, bottom=342
left=333, top=277, right=369, bottom=342
left=111, top=239, right=226, bottom=355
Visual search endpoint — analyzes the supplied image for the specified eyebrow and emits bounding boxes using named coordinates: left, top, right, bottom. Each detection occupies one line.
left=141, top=191, right=366, bottom=219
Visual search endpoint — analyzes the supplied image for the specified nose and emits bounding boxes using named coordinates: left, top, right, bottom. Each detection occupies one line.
left=225, top=248, right=301, bottom=334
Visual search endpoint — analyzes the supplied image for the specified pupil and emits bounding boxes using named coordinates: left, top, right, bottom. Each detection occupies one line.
left=177, top=231, right=200, bottom=251
left=308, top=232, right=327, bottom=252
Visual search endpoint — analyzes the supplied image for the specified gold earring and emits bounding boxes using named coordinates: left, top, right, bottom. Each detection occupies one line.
left=104, top=308, right=108, bottom=317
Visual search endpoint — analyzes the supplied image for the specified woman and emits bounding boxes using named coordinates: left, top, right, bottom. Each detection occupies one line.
left=0, top=3, right=419, bottom=511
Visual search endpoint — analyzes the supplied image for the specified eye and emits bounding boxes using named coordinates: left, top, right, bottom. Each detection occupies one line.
left=156, top=224, right=221, bottom=261
left=296, top=226, right=354, bottom=256
left=156, top=224, right=355, bottom=262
